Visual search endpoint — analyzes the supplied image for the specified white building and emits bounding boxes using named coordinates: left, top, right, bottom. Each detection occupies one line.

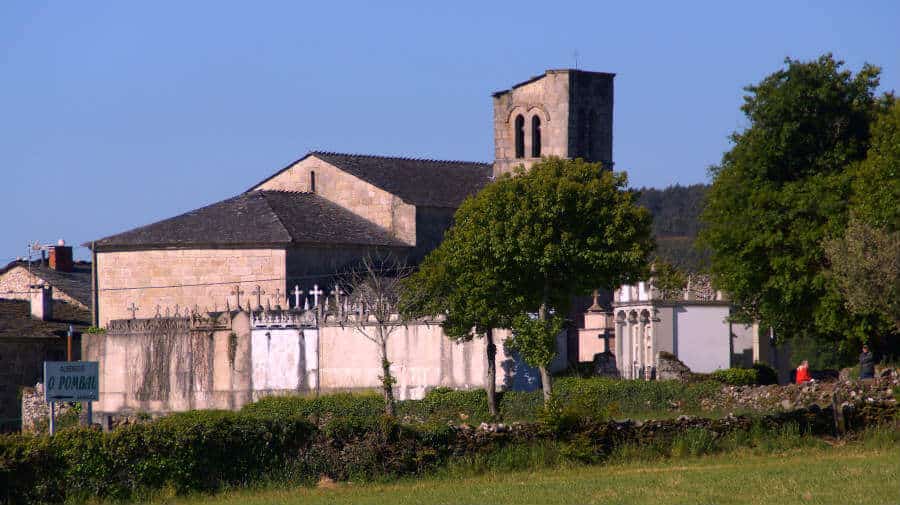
left=610, top=276, right=758, bottom=379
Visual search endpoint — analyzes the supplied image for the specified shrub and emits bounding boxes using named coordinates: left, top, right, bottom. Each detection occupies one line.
left=553, top=376, right=720, bottom=414
left=709, top=368, right=759, bottom=386
left=398, top=387, right=490, bottom=422
left=753, top=363, right=779, bottom=385
left=240, top=392, right=384, bottom=424
left=0, top=411, right=315, bottom=504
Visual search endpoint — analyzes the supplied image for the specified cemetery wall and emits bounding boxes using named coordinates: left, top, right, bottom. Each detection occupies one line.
left=82, top=312, right=254, bottom=417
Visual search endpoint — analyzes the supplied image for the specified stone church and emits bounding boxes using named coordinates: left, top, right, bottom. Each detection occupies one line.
left=88, top=69, right=616, bottom=327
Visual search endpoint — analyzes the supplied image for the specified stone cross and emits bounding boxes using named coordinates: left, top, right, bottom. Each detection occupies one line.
left=273, top=288, right=282, bottom=307
left=309, top=284, right=323, bottom=307
left=588, top=289, right=602, bottom=311
left=154, top=305, right=161, bottom=318
left=600, top=329, right=613, bottom=353
left=230, top=285, right=244, bottom=308
left=330, top=285, right=343, bottom=304
left=292, top=285, right=303, bottom=308
left=303, top=296, right=309, bottom=311
left=127, top=303, right=139, bottom=319
left=252, top=285, right=265, bottom=309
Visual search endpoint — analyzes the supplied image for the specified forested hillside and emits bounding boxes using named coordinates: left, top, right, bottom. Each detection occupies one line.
left=636, top=184, right=708, bottom=272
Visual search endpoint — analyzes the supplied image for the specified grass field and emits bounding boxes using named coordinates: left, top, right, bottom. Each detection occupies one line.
left=160, top=443, right=900, bottom=505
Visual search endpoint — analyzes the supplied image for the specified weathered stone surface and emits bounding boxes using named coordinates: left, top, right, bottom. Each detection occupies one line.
left=492, top=70, right=614, bottom=177
left=656, top=352, right=692, bottom=381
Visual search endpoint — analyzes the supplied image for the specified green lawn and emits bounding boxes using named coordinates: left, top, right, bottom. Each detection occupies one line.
left=162, top=444, right=900, bottom=505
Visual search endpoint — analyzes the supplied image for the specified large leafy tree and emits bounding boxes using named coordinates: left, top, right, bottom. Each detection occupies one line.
left=824, top=102, right=900, bottom=337
left=700, top=54, right=892, bottom=365
left=405, top=157, right=653, bottom=405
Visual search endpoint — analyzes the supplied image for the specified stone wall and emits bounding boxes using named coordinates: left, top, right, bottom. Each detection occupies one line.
left=19, top=382, right=80, bottom=433
left=317, top=322, right=516, bottom=400
left=82, top=312, right=252, bottom=416
left=253, top=156, right=417, bottom=245
left=0, top=337, right=67, bottom=431
left=96, top=248, right=286, bottom=327
left=0, top=265, right=86, bottom=309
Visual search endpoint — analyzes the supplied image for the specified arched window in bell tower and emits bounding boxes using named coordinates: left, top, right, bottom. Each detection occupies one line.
left=310, top=171, right=316, bottom=193
left=514, top=114, right=525, bottom=159
left=531, top=116, right=542, bottom=158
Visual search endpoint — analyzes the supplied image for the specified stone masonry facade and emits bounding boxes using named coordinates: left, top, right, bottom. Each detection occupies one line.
left=254, top=156, right=417, bottom=245
left=0, top=266, right=86, bottom=309
left=493, top=69, right=614, bottom=177
left=96, top=249, right=286, bottom=327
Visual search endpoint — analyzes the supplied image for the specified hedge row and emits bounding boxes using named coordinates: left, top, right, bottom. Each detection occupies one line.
left=0, top=411, right=314, bottom=504
left=240, top=378, right=727, bottom=427
left=2, top=399, right=897, bottom=504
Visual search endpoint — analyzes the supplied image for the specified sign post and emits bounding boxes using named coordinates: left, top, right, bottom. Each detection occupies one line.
left=43, top=361, right=99, bottom=434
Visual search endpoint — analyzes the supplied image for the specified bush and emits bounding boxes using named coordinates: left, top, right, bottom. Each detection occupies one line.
left=398, top=387, right=490, bottom=422
left=753, top=363, right=779, bottom=385
left=0, top=411, right=315, bottom=504
left=709, top=368, right=759, bottom=386
left=240, top=392, right=384, bottom=424
left=553, top=377, right=720, bottom=414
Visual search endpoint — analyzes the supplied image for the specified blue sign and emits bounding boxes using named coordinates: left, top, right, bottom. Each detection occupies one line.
left=44, top=361, right=99, bottom=401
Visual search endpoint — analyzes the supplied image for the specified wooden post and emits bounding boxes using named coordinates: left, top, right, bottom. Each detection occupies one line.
left=67, top=325, right=73, bottom=361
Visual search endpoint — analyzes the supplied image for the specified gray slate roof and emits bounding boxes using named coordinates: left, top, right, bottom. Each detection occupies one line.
left=254, top=152, right=493, bottom=208
left=90, top=191, right=406, bottom=250
left=0, top=261, right=92, bottom=308
left=0, top=300, right=90, bottom=339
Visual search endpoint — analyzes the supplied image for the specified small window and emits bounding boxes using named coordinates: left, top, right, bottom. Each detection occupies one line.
left=514, top=115, right=525, bottom=159
left=310, top=171, right=316, bottom=193
left=531, top=116, right=542, bottom=157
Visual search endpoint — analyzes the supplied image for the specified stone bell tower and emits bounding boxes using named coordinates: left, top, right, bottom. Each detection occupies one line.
left=492, top=69, right=614, bottom=177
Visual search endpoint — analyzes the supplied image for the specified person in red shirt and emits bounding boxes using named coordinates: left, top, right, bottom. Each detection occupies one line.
left=795, top=360, right=812, bottom=384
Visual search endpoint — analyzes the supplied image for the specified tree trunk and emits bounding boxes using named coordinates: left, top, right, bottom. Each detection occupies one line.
left=539, top=365, right=553, bottom=404
left=538, top=289, right=552, bottom=405
left=485, top=328, right=498, bottom=418
left=379, top=336, right=396, bottom=416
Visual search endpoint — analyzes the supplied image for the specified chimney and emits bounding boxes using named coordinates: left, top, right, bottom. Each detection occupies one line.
left=49, top=239, right=73, bottom=272
left=30, top=283, right=53, bottom=321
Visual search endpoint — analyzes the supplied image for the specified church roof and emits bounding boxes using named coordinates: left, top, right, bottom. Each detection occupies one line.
left=253, top=152, right=493, bottom=208
left=89, top=191, right=406, bottom=250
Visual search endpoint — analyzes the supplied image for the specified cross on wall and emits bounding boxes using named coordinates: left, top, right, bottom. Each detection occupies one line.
left=292, top=285, right=303, bottom=308
left=251, top=285, right=266, bottom=309
left=127, top=303, right=139, bottom=319
left=309, top=285, right=323, bottom=307
left=230, top=285, right=244, bottom=308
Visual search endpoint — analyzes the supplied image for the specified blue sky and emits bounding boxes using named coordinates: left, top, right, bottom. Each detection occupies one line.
left=2, top=1, right=898, bottom=261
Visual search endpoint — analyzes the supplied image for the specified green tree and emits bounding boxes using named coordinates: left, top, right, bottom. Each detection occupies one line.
left=405, top=157, right=653, bottom=404
left=823, top=103, right=900, bottom=337
left=401, top=244, right=512, bottom=417
left=699, top=55, right=891, bottom=364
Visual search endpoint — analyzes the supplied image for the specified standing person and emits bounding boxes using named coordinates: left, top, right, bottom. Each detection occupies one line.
left=795, top=360, right=812, bottom=384
left=859, top=345, right=876, bottom=379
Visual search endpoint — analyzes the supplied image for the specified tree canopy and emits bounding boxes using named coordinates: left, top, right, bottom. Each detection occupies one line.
left=405, top=157, right=653, bottom=401
left=699, top=54, right=894, bottom=365
left=824, top=102, right=900, bottom=337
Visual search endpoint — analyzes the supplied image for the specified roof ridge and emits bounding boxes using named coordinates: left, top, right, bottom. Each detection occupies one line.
left=256, top=191, right=294, bottom=243
left=311, top=150, right=491, bottom=167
